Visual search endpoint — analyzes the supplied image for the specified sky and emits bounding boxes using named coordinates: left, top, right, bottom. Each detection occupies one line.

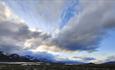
left=0, top=0, right=115, bottom=64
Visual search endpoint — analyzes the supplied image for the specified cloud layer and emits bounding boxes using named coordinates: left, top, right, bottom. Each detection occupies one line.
left=0, top=0, right=115, bottom=63
left=0, top=2, right=50, bottom=54
left=51, top=0, right=115, bottom=51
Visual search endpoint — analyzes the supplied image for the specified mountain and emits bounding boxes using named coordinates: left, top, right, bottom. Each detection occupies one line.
left=103, top=61, right=115, bottom=64
left=55, top=60, right=85, bottom=65
left=0, top=51, right=85, bottom=65
left=0, top=51, right=40, bottom=62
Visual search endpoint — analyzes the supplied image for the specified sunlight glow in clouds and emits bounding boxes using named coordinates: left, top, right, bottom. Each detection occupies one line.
left=0, top=0, right=115, bottom=64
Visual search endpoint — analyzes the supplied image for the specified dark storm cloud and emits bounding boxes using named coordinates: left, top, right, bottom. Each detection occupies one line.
left=0, top=20, right=50, bottom=53
left=50, top=0, right=115, bottom=52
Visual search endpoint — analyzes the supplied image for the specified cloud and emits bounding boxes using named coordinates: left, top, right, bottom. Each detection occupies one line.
left=0, top=2, right=50, bottom=54
left=21, top=51, right=85, bottom=64
left=50, top=0, right=115, bottom=51
left=0, top=0, right=115, bottom=63
left=81, top=57, right=96, bottom=62
left=60, top=0, right=78, bottom=28
left=21, top=51, right=56, bottom=62
left=1, top=0, right=115, bottom=51
left=72, top=56, right=96, bottom=63
left=94, top=55, right=115, bottom=64
left=4, top=0, right=72, bottom=33
left=105, top=56, right=115, bottom=62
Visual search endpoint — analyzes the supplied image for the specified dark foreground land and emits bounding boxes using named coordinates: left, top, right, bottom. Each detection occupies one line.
left=0, top=62, right=115, bottom=70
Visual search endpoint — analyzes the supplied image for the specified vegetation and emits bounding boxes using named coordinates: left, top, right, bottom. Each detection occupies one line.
left=0, top=63, right=115, bottom=70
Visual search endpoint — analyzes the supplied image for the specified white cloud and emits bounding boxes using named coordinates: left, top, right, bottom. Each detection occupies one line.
left=0, top=2, right=50, bottom=54
left=4, top=0, right=70, bottom=33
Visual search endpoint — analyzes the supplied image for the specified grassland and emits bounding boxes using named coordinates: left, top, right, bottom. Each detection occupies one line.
left=0, top=62, right=115, bottom=70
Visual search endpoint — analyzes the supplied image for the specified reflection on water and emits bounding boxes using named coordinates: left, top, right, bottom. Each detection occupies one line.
left=0, top=62, right=41, bottom=65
